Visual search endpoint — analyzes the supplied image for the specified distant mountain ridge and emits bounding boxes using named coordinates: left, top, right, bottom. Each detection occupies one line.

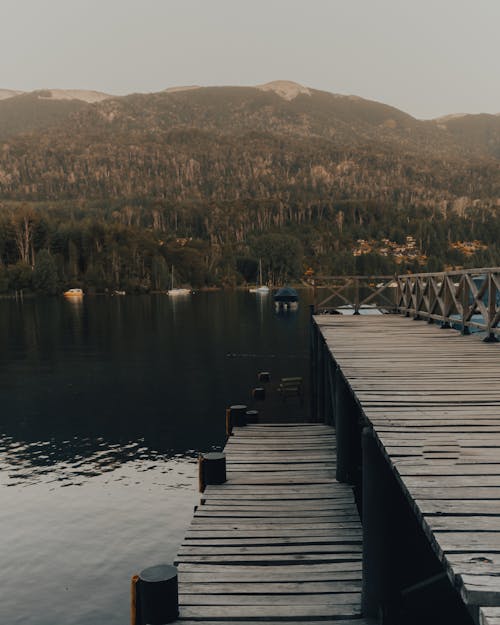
left=0, top=88, right=111, bottom=102
left=0, top=81, right=500, bottom=212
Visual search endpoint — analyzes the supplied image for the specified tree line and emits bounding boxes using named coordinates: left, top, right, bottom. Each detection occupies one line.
left=0, top=199, right=498, bottom=295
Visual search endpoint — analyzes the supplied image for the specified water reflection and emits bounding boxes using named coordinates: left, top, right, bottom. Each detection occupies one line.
left=0, top=291, right=311, bottom=478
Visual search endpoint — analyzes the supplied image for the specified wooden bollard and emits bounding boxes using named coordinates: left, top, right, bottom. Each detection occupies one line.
left=131, top=564, right=179, bottom=625
left=246, top=409, right=259, bottom=423
left=258, top=371, right=270, bottom=383
left=252, top=387, right=265, bottom=401
left=201, top=452, right=226, bottom=486
left=229, top=404, right=248, bottom=428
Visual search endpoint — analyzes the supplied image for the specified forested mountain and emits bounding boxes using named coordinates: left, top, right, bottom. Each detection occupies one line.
left=0, top=89, right=111, bottom=140
left=0, top=82, right=498, bottom=293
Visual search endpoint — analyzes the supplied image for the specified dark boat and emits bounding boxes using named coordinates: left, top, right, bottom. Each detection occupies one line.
left=273, top=287, right=299, bottom=311
left=273, top=286, right=299, bottom=303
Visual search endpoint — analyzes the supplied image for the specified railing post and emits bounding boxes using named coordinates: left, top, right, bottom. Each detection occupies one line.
left=440, top=276, right=452, bottom=328
left=404, top=278, right=411, bottom=317
left=413, top=278, right=421, bottom=320
left=461, top=276, right=471, bottom=335
left=353, top=277, right=360, bottom=315
left=484, top=271, right=499, bottom=343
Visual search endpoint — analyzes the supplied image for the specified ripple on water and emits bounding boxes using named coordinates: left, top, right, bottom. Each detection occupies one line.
left=0, top=434, right=198, bottom=488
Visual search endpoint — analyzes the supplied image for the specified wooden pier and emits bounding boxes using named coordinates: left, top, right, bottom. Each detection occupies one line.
left=312, top=314, right=500, bottom=624
left=133, top=267, right=499, bottom=623
left=174, top=423, right=372, bottom=624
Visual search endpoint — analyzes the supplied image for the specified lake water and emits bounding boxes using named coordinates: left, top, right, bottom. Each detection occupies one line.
left=0, top=292, right=311, bottom=625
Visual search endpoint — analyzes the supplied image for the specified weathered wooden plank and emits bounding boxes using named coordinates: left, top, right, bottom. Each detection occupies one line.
left=179, top=570, right=362, bottom=583
left=177, top=617, right=368, bottom=624
left=179, top=592, right=360, bottom=605
left=178, top=544, right=362, bottom=557
left=436, top=532, right=500, bottom=553
left=176, top=562, right=362, bottom=574
left=175, top=553, right=362, bottom=564
left=194, top=508, right=355, bottom=518
left=183, top=531, right=363, bottom=545
left=190, top=514, right=359, bottom=525
left=201, top=493, right=348, bottom=501
left=417, top=500, right=500, bottom=516
left=201, top=501, right=355, bottom=510
left=480, top=606, right=500, bottom=625
left=184, top=529, right=359, bottom=539
left=408, top=487, right=500, bottom=501
left=226, top=460, right=335, bottom=470
left=446, top=553, right=500, bottom=575
left=427, top=516, right=500, bottom=532
left=460, top=576, right=500, bottom=607
left=178, top=581, right=363, bottom=594
left=188, top=521, right=360, bottom=532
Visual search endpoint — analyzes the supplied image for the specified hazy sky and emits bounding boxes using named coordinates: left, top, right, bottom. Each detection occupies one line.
left=1, top=0, right=499, bottom=119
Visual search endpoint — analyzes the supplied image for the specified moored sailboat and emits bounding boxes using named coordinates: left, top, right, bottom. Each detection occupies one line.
left=167, top=266, right=191, bottom=296
left=249, top=259, right=269, bottom=294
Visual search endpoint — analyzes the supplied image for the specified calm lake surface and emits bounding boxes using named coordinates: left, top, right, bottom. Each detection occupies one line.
left=0, top=291, right=311, bottom=625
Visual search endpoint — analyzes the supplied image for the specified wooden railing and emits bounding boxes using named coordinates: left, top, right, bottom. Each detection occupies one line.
left=311, top=267, right=500, bottom=340
left=396, top=267, right=500, bottom=341
left=311, top=275, right=397, bottom=315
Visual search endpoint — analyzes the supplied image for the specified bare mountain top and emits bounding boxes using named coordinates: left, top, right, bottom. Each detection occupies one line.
left=0, top=89, right=24, bottom=100
left=0, top=88, right=111, bottom=103
left=36, top=89, right=111, bottom=103
left=164, top=85, right=202, bottom=94
left=257, top=80, right=311, bottom=100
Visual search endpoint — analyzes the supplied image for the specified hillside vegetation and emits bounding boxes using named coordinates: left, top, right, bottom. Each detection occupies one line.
left=0, top=83, right=498, bottom=293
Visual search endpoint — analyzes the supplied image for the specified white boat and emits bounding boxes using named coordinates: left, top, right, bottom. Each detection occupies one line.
left=167, top=266, right=191, bottom=296
left=249, top=260, right=269, bottom=294
left=63, top=288, right=84, bottom=298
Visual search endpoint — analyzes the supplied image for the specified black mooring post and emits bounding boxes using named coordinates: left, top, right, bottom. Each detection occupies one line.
left=252, top=387, right=266, bottom=400
left=133, top=564, right=179, bottom=625
left=229, top=404, right=248, bottom=428
left=334, top=368, right=357, bottom=483
left=362, top=427, right=392, bottom=620
left=245, top=409, right=259, bottom=423
left=202, top=452, right=227, bottom=485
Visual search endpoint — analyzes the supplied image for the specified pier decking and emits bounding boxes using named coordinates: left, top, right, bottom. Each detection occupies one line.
left=174, top=423, right=371, bottom=624
left=313, top=314, right=500, bottom=623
